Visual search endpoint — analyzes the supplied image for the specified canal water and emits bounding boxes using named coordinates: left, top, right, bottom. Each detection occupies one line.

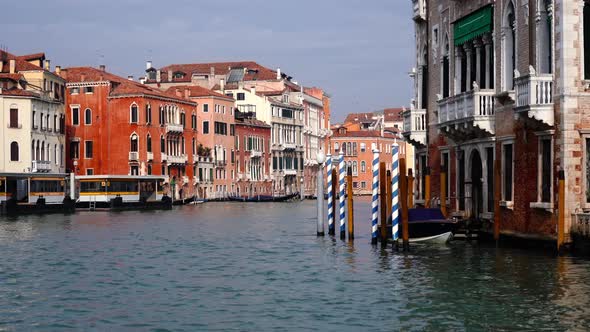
left=0, top=199, right=590, bottom=331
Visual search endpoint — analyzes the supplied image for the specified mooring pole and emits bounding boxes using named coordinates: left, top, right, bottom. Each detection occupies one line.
left=440, top=169, right=447, bottom=218
left=347, top=167, right=354, bottom=241
left=400, top=157, right=410, bottom=251
left=558, top=170, right=565, bottom=253
left=338, top=152, right=346, bottom=240
left=326, top=154, right=335, bottom=236
left=371, top=149, right=380, bottom=244
left=69, top=172, right=76, bottom=200
left=316, top=152, right=325, bottom=236
left=494, top=158, right=501, bottom=243
left=379, top=162, right=387, bottom=244
left=331, top=168, right=338, bottom=234
left=424, top=167, right=431, bottom=208
left=386, top=169, right=392, bottom=222
left=392, top=144, right=400, bottom=248
left=408, top=168, right=414, bottom=209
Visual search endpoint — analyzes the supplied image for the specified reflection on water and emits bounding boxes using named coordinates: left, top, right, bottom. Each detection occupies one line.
left=0, top=201, right=589, bottom=331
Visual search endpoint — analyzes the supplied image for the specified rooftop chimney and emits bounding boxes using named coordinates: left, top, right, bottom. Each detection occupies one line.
left=220, top=78, right=225, bottom=92
left=128, top=75, right=134, bottom=81
left=146, top=60, right=152, bottom=70
left=9, top=59, right=16, bottom=74
left=55, top=65, right=61, bottom=76
left=44, top=59, right=50, bottom=71
left=156, top=70, right=161, bottom=83
left=139, top=77, right=146, bottom=84
left=99, top=64, right=106, bottom=72
left=80, top=73, right=86, bottom=82
left=210, top=66, right=215, bottom=76
left=167, top=70, right=173, bottom=82
left=276, top=67, right=281, bottom=80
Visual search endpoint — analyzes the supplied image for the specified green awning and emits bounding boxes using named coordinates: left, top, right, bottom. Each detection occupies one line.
left=454, top=6, right=493, bottom=46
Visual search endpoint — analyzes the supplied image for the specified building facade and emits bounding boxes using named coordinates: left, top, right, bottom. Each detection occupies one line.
left=330, top=126, right=407, bottom=195
left=59, top=66, right=198, bottom=199
left=234, top=112, right=272, bottom=196
left=404, top=0, right=590, bottom=241
left=302, top=87, right=331, bottom=197
left=0, top=51, right=66, bottom=174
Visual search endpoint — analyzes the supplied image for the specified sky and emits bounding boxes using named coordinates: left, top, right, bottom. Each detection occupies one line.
left=1, top=0, right=415, bottom=123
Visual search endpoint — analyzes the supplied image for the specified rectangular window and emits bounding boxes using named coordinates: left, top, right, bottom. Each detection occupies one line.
left=540, top=137, right=552, bottom=203
left=230, top=124, right=235, bottom=136
left=181, top=113, right=186, bottom=128
left=237, top=93, right=245, bottom=100
left=281, top=109, right=293, bottom=118
left=203, top=104, right=209, bottom=112
left=361, top=181, right=367, bottom=189
left=72, top=107, right=80, bottom=125
left=441, top=151, right=450, bottom=200
left=85, top=141, right=93, bottom=159
left=9, top=108, right=18, bottom=128
left=70, top=141, right=80, bottom=159
left=84, top=86, right=94, bottom=94
left=503, top=143, right=514, bottom=202
left=70, top=87, right=80, bottom=94
left=86, top=168, right=94, bottom=175
left=203, top=121, right=209, bottom=134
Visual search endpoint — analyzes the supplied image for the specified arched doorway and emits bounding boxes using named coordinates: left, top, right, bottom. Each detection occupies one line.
left=470, top=150, right=484, bottom=220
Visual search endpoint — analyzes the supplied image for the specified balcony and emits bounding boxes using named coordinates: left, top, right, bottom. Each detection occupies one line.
left=402, top=107, right=427, bottom=147
left=284, top=169, right=297, bottom=176
left=250, top=150, right=262, bottom=158
left=195, top=156, right=213, bottom=164
left=514, top=72, right=554, bottom=128
left=437, top=89, right=495, bottom=141
left=129, top=151, right=139, bottom=161
left=32, top=160, right=51, bottom=172
left=412, top=0, right=426, bottom=21
left=147, top=152, right=154, bottom=161
left=214, top=160, right=227, bottom=167
left=283, top=143, right=296, bottom=150
left=161, top=153, right=168, bottom=162
left=168, top=155, right=188, bottom=164
left=165, top=123, right=184, bottom=134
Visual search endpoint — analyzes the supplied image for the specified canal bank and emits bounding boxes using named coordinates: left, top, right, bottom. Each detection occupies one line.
left=0, top=200, right=589, bottom=331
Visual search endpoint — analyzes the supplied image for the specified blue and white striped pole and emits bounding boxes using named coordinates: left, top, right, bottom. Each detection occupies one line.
left=371, top=149, right=379, bottom=244
left=391, top=144, right=400, bottom=244
left=338, top=152, right=346, bottom=239
left=326, top=154, right=335, bottom=235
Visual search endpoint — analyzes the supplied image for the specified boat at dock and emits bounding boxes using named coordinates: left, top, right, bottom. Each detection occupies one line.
left=227, top=192, right=299, bottom=202
left=0, top=173, right=76, bottom=215
left=404, top=208, right=459, bottom=244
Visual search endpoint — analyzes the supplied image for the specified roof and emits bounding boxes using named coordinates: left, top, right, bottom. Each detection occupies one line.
left=165, top=85, right=233, bottom=100
left=0, top=73, right=24, bottom=82
left=235, top=117, right=271, bottom=128
left=383, top=108, right=404, bottom=122
left=344, top=112, right=375, bottom=124
left=331, top=129, right=399, bottom=139
left=0, top=50, right=45, bottom=73
left=0, top=87, right=39, bottom=97
left=62, top=67, right=195, bottom=104
left=152, top=61, right=278, bottom=83
left=18, top=52, right=45, bottom=62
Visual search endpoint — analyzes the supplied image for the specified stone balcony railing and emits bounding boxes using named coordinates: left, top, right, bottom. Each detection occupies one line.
left=215, top=160, right=227, bottom=167
left=147, top=152, right=154, bottom=161
left=437, top=89, right=495, bottom=140
left=284, top=169, right=297, bottom=176
left=165, top=123, right=184, bottom=134
left=250, top=150, right=262, bottom=158
left=283, top=143, right=297, bottom=150
left=402, top=107, right=427, bottom=147
left=195, top=156, right=213, bottom=164
left=161, top=153, right=168, bottom=162
left=129, top=151, right=139, bottom=161
left=168, top=155, right=187, bottom=164
left=32, top=160, right=51, bottom=172
left=514, top=71, right=554, bottom=127
left=412, top=0, right=426, bottom=21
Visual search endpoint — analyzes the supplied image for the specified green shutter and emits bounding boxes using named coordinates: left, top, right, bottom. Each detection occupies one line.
left=454, top=6, right=493, bottom=46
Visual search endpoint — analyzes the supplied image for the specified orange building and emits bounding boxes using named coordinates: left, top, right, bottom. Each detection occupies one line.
left=234, top=112, right=272, bottom=196
left=59, top=66, right=198, bottom=199
left=167, top=85, right=235, bottom=198
left=330, top=126, right=407, bottom=195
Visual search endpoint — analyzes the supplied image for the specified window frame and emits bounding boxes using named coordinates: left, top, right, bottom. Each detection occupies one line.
left=84, top=140, right=93, bottom=159
left=10, top=141, right=19, bottom=161
left=71, top=106, right=80, bottom=126
left=530, top=133, right=554, bottom=209
left=84, top=108, right=92, bottom=125
left=500, top=139, right=515, bottom=208
left=130, top=103, right=139, bottom=124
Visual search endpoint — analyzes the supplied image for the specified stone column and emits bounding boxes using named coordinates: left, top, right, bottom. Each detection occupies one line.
left=454, top=46, right=463, bottom=94
left=464, top=42, right=473, bottom=92
left=483, top=34, right=493, bottom=89
left=474, top=39, right=483, bottom=88
left=417, top=65, right=423, bottom=109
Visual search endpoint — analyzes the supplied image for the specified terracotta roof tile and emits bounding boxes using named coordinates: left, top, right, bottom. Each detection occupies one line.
left=331, top=129, right=399, bottom=139
left=165, top=85, right=233, bottom=100
left=383, top=108, right=404, bottom=122
left=154, top=61, right=278, bottom=83
left=0, top=87, right=38, bottom=97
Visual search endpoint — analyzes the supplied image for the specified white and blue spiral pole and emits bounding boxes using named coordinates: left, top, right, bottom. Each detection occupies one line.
left=326, top=153, right=335, bottom=235
left=391, top=144, right=400, bottom=246
left=371, top=149, right=379, bottom=244
left=338, top=152, right=346, bottom=239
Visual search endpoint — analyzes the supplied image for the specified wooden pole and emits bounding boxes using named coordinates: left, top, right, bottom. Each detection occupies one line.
left=440, top=169, right=447, bottom=218
left=400, top=158, right=409, bottom=250
left=347, top=167, right=354, bottom=241
left=386, top=169, right=392, bottom=221
left=424, top=167, right=431, bottom=208
left=408, top=169, right=414, bottom=209
left=379, top=162, right=387, bottom=243
left=494, top=159, right=501, bottom=243
left=558, top=170, right=565, bottom=253
left=330, top=168, right=337, bottom=236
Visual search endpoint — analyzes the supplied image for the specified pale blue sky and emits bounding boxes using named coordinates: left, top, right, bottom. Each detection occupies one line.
left=2, top=0, right=414, bottom=122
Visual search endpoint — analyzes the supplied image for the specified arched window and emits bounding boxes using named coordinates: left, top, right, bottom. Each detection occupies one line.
left=347, top=142, right=352, bottom=156
left=537, top=0, right=553, bottom=74
left=181, top=137, right=185, bottom=154
left=146, top=104, right=152, bottom=124
left=41, top=142, right=45, bottom=161
left=85, top=108, right=92, bottom=125
left=130, top=134, right=138, bottom=152
left=147, top=134, right=152, bottom=152
left=502, top=1, right=516, bottom=90
left=130, top=104, right=138, bottom=123
left=353, top=161, right=358, bottom=175
left=160, top=136, right=165, bottom=153
left=192, top=138, right=196, bottom=155
left=341, top=142, right=347, bottom=155
left=10, top=142, right=19, bottom=161
left=442, top=35, right=450, bottom=98
left=361, top=161, right=366, bottom=173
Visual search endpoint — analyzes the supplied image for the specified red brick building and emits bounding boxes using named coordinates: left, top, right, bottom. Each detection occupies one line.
left=59, top=66, right=198, bottom=198
left=330, top=126, right=407, bottom=195
left=234, top=112, right=272, bottom=196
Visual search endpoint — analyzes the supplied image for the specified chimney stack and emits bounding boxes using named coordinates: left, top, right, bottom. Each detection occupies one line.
left=139, top=77, right=146, bottom=84
left=210, top=66, right=215, bottom=77
left=55, top=65, right=61, bottom=76
left=127, top=75, right=134, bottom=81
left=9, top=59, right=16, bottom=74
left=81, top=73, right=86, bottom=82
left=99, top=64, right=106, bottom=72
left=44, top=59, right=50, bottom=71
left=276, top=67, right=281, bottom=80
left=146, top=60, right=152, bottom=70
left=220, top=78, right=225, bottom=92
left=156, top=70, right=161, bottom=83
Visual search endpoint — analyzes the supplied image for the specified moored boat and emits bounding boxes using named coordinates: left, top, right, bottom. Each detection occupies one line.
left=404, top=208, right=459, bottom=244
left=228, top=192, right=299, bottom=202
